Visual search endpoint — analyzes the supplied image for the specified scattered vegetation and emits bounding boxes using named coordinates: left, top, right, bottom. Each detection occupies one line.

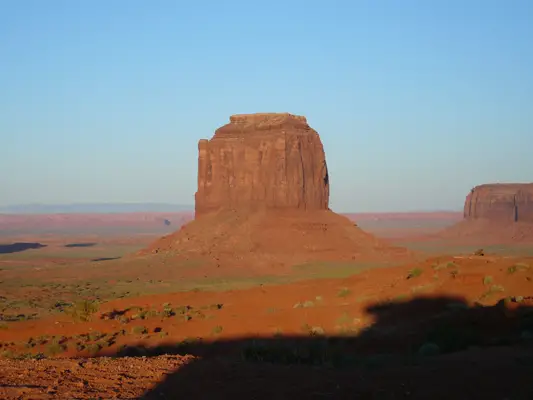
left=479, top=284, right=506, bottom=301
left=417, top=342, right=441, bottom=357
left=293, top=300, right=315, bottom=308
left=508, top=263, right=530, bottom=274
left=46, top=341, right=67, bottom=356
left=474, top=248, right=484, bottom=256
left=211, top=325, right=223, bottom=335
left=131, top=326, right=148, bottom=335
left=407, top=268, right=423, bottom=279
left=337, top=288, right=351, bottom=298
left=432, top=261, right=458, bottom=271
left=67, top=300, right=100, bottom=322
left=483, top=276, right=494, bottom=285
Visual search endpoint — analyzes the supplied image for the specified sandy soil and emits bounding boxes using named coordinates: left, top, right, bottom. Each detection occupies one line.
left=2, top=214, right=533, bottom=399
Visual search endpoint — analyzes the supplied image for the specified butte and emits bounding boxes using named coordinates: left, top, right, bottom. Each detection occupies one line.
left=439, top=183, right=533, bottom=243
left=139, top=113, right=412, bottom=272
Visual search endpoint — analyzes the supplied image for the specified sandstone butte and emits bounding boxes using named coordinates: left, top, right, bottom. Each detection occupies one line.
left=440, top=183, right=533, bottom=243
left=139, top=113, right=413, bottom=268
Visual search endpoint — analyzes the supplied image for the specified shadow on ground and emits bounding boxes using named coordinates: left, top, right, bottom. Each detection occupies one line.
left=0, top=242, right=46, bottom=254
left=99, top=296, right=533, bottom=399
left=90, top=257, right=121, bottom=262
left=64, top=243, right=97, bottom=248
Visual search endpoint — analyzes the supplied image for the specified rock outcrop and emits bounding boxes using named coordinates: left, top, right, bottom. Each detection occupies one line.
left=195, top=113, right=329, bottom=218
left=139, top=113, right=413, bottom=267
left=437, top=183, right=533, bottom=243
left=464, top=183, right=533, bottom=223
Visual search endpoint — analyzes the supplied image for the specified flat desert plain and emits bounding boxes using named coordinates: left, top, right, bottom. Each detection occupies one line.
left=1, top=211, right=533, bottom=399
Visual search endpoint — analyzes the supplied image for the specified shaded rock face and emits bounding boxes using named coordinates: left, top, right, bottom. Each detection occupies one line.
left=195, top=113, right=330, bottom=218
left=464, top=184, right=533, bottom=223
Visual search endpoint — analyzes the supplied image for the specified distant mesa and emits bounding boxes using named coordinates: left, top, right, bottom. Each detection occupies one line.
left=439, top=183, right=533, bottom=243
left=464, top=183, right=533, bottom=223
left=195, top=112, right=329, bottom=218
left=139, top=113, right=413, bottom=267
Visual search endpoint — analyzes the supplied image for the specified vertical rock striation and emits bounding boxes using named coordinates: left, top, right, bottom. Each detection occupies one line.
left=195, top=113, right=330, bottom=218
left=463, top=183, right=533, bottom=223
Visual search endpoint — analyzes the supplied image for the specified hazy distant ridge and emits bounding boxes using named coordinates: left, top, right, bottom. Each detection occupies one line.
left=0, top=203, right=194, bottom=214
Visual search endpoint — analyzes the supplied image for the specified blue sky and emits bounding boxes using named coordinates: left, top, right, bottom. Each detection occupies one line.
left=2, top=0, right=532, bottom=213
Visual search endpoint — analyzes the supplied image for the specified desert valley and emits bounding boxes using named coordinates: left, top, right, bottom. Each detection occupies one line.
left=2, top=113, right=533, bottom=399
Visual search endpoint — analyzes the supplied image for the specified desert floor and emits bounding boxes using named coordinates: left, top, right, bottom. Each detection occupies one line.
left=1, top=213, right=533, bottom=399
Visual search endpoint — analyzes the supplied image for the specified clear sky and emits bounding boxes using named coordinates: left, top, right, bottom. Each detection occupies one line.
left=2, top=0, right=532, bottom=213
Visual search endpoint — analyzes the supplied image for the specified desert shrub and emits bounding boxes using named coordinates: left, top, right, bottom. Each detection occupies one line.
left=308, top=326, right=325, bottom=336
left=417, top=342, right=441, bottom=357
left=241, top=339, right=342, bottom=366
left=87, top=331, right=104, bottom=342
left=474, top=249, right=484, bottom=256
left=479, top=284, right=505, bottom=301
left=162, top=307, right=175, bottom=318
left=407, top=268, right=423, bottom=279
left=483, top=276, right=493, bottom=285
left=1, top=350, right=15, bottom=358
left=425, top=325, right=481, bottom=353
left=87, top=343, right=102, bottom=355
left=508, top=265, right=518, bottom=274
left=211, top=325, right=223, bottom=335
left=174, top=305, right=192, bottom=315
left=68, top=300, right=99, bottom=322
left=337, top=288, right=351, bottom=298
left=131, top=325, right=148, bottom=335
left=47, top=342, right=67, bottom=356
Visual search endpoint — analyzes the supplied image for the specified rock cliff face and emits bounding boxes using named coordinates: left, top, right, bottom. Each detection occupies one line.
left=139, top=112, right=414, bottom=266
left=195, top=113, right=329, bottom=218
left=464, top=183, right=533, bottom=223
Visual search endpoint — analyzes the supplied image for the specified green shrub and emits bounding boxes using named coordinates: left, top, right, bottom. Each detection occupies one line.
left=47, top=342, right=67, bottom=356
left=483, top=276, right=493, bottom=285
left=211, top=325, right=223, bottom=335
left=68, top=300, right=99, bottom=322
left=407, top=268, right=423, bottom=279
left=337, top=288, right=351, bottom=298
left=417, top=342, right=441, bottom=357
left=131, top=326, right=148, bottom=335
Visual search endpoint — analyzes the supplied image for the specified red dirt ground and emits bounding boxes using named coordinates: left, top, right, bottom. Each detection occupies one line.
left=2, top=213, right=533, bottom=398
left=1, top=253, right=533, bottom=398
left=436, top=219, right=533, bottom=244
left=139, top=209, right=416, bottom=269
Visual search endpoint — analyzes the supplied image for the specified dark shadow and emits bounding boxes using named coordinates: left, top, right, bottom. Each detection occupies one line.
left=90, top=257, right=121, bottom=262
left=100, top=308, right=129, bottom=320
left=93, top=296, right=533, bottom=399
left=64, top=242, right=97, bottom=248
left=0, top=242, right=46, bottom=254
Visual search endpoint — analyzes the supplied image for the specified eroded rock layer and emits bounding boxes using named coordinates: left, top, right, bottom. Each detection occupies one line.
left=464, top=183, right=533, bottom=223
left=139, top=113, right=416, bottom=266
left=195, top=113, right=329, bottom=218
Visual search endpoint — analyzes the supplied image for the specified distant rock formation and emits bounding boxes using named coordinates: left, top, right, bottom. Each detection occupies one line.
left=140, top=113, right=413, bottom=267
left=464, top=183, right=533, bottom=223
left=195, top=113, right=330, bottom=218
left=437, top=183, right=533, bottom=244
